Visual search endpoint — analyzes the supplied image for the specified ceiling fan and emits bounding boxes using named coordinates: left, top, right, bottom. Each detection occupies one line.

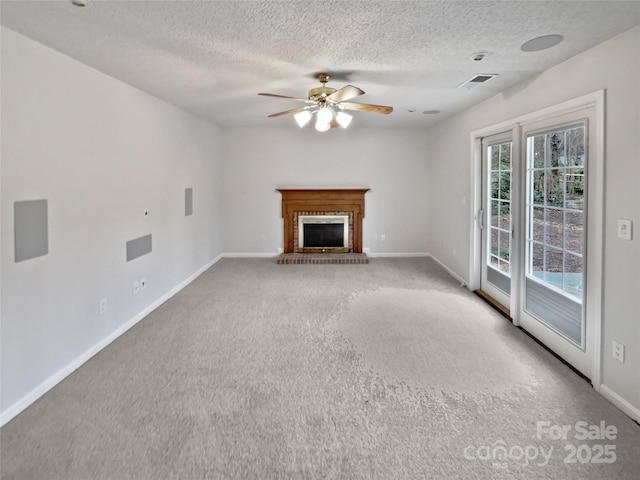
left=258, top=73, right=393, bottom=131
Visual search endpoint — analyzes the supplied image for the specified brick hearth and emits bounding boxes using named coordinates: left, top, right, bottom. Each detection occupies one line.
left=276, top=253, right=369, bottom=264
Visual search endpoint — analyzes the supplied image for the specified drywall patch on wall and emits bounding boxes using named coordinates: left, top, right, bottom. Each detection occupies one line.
left=14, top=199, right=48, bottom=262
left=126, top=234, right=152, bottom=262
left=185, top=187, right=193, bottom=216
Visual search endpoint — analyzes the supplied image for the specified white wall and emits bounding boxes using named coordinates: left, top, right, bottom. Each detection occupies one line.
left=426, top=26, right=640, bottom=415
left=221, top=127, right=429, bottom=255
left=1, top=27, right=223, bottom=423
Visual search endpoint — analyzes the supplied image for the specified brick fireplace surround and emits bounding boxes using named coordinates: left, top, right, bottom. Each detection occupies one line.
left=276, top=189, right=370, bottom=264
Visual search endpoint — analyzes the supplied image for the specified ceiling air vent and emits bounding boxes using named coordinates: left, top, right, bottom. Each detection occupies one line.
left=458, top=74, right=498, bottom=90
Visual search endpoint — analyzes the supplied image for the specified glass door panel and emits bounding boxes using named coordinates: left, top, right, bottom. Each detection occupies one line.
left=480, top=133, right=513, bottom=308
left=525, top=125, right=585, bottom=347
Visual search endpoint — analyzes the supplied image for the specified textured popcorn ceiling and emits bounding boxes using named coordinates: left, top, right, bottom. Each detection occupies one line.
left=2, top=1, right=639, bottom=128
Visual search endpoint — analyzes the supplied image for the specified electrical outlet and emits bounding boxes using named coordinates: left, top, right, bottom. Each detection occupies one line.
left=612, top=340, right=625, bottom=363
left=133, top=280, right=140, bottom=295
left=140, top=277, right=146, bottom=290
left=99, top=298, right=108, bottom=315
left=381, top=234, right=386, bottom=241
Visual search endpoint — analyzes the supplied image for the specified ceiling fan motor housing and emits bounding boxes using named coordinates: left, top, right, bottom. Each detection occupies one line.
left=308, top=86, right=337, bottom=102
left=308, top=73, right=336, bottom=103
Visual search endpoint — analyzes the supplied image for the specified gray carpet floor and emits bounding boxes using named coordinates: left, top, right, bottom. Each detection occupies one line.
left=1, top=258, right=639, bottom=479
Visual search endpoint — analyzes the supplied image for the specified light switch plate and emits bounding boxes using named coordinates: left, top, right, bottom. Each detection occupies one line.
left=617, top=219, right=632, bottom=240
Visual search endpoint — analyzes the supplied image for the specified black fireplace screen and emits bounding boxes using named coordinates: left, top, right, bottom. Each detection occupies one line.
left=303, top=224, right=344, bottom=248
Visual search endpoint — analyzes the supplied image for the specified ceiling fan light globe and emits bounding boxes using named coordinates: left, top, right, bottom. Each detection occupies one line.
left=336, top=112, right=352, bottom=128
left=317, top=107, right=333, bottom=124
left=315, top=119, right=331, bottom=132
left=294, top=110, right=312, bottom=127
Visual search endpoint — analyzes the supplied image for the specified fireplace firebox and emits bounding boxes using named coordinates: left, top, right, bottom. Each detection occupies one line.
left=298, top=215, right=349, bottom=253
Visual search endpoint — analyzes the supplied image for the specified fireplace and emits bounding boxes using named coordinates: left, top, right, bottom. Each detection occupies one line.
left=277, top=189, right=369, bottom=254
left=298, top=215, right=349, bottom=253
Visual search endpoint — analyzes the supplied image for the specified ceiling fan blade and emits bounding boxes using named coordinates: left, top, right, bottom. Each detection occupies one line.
left=258, top=93, right=309, bottom=102
left=267, top=106, right=310, bottom=118
left=326, top=85, right=364, bottom=103
left=339, top=102, right=393, bottom=114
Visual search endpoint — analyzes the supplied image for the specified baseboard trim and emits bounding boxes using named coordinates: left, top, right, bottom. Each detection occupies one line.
left=599, top=384, right=640, bottom=423
left=223, top=252, right=279, bottom=258
left=366, top=252, right=430, bottom=258
left=0, top=254, right=223, bottom=427
left=425, top=253, right=468, bottom=286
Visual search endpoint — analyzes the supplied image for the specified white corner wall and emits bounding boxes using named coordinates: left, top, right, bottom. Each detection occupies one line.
left=221, top=127, right=429, bottom=255
left=426, top=26, right=640, bottom=417
left=1, top=27, right=223, bottom=424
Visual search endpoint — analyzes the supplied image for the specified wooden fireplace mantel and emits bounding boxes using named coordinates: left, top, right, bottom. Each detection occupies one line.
left=277, top=189, right=370, bottom=253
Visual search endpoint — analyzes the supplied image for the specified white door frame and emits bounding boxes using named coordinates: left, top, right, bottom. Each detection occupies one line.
left=468, top=90, right=605, bottom=389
